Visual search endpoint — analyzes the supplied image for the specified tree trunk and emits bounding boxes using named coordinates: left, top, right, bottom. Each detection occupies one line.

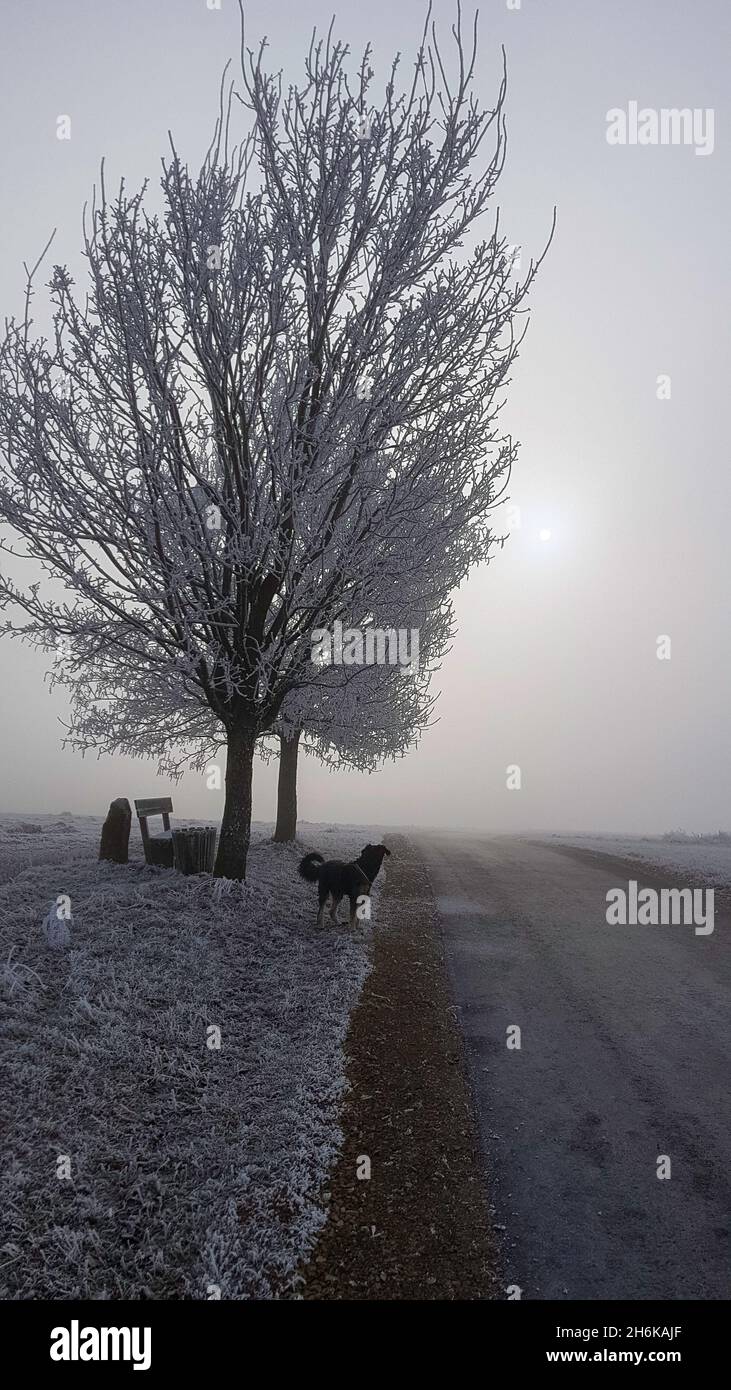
left=213, top=722, right=257, bottom=880
left=273, top=730, right=300, bottom=842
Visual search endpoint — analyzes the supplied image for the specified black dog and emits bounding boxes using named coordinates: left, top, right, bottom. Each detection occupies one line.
left=299, top=843, right=391, bottom=927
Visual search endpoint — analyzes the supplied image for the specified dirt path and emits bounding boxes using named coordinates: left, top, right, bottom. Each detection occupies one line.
left=300, top=833, right=498, bottom=1300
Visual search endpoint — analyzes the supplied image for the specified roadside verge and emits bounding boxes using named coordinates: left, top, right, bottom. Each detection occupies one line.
left=300, top=832, right=497, bottom=1299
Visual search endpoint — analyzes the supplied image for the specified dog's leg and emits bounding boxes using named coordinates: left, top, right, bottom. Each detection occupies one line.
left=330, top=894, right=342, bottom=924
left=317, top=883, right=328, bottom=927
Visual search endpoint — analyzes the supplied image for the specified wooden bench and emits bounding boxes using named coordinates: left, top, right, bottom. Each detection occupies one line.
left=134, top=797, right=174, bottom=868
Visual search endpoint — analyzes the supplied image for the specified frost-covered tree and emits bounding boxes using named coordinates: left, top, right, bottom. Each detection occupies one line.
left=0, top=6, right=548, bottom=879
left=270, top=593, right=450, bottom=840
left=272, top=672, right=437, bottom=842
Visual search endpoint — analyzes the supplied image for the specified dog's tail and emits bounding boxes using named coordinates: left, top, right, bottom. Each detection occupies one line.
left=298, top=851, right=324, bottom=883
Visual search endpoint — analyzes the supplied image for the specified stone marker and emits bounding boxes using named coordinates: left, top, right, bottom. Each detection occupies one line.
left=98, top=797, right=132, bottom=864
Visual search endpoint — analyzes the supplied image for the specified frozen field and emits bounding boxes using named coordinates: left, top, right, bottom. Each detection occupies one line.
left=540, top=831, right=731, bottom=887
left=0, top=812, right=383, bottom=1299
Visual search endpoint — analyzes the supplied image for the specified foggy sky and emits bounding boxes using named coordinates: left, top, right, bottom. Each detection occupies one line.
left=0, top=0, right=728, bottom=834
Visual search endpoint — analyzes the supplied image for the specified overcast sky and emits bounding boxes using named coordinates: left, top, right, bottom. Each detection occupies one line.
left=0, top=0, right=728, bottom=834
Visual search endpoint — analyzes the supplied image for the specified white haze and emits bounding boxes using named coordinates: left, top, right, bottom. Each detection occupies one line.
left=0, top=0, right=728, bottom=834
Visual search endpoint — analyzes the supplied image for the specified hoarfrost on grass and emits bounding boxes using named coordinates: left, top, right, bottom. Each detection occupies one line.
left=0, top=815, right=376, bottom=1298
